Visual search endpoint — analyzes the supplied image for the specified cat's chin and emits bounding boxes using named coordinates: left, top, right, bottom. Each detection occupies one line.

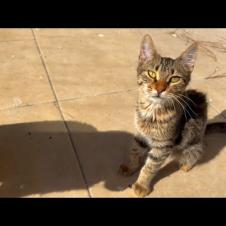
left=149, top=96, right=164, bottom=104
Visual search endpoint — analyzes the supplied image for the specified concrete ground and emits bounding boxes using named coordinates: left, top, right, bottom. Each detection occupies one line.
left=0, top=29, right=226, bottom=197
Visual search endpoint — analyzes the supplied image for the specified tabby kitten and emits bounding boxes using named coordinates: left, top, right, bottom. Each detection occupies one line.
left=119, top=34, right=226, bottom=197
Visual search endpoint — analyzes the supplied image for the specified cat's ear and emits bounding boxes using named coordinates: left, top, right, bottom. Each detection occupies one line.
left=177, top=42, right=199, bottom=72
left=139, top=34, right=158, bottom=64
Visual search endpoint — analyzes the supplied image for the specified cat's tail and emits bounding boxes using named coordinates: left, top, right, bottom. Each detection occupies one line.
left=205, top=122, right=226, bottom=134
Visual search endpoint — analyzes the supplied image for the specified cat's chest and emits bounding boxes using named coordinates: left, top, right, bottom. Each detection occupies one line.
left=135, top=110, right=179, bottom=140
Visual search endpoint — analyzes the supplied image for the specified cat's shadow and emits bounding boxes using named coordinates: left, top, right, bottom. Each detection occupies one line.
left=0, top=110, right=225, bottom=197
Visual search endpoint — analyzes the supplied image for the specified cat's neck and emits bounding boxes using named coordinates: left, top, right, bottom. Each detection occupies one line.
left=137, top=97, right=181, bottom=122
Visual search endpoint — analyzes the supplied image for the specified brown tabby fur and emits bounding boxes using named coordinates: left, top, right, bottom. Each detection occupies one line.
left=119, top=34, right=226, bottom=197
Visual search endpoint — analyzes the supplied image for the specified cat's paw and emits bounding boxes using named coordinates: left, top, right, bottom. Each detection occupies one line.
left=132, top=182, right=151, bottom=197
left=180, top=164, right=192, bottom=172
left=118, top=164, right=137, bottom=176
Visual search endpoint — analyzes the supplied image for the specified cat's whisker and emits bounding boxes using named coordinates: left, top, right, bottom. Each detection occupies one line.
left=168, top=94, right=184, bottom=112
left=174, top=94, right=198, bottom=117
left=176, top=98, right=194, bottom=120
left=168, top=97, right=176, bottom=113
left=169, top=94, right=189, bottom=121
left=170, top=94, right=192, bottom=118
left=180, top=93, right=197, bottom=106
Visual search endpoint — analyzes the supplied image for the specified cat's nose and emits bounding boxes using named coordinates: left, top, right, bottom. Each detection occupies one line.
left=156, top=80, right=167, bottom=96
left=156, top=89, right=165, bottom=96
left=156, top=92, right=161, bottom=97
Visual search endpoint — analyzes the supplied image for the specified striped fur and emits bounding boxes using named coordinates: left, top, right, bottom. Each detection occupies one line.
left=119, top=34, right=226, bottom=197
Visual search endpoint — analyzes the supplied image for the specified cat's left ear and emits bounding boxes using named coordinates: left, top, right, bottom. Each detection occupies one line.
left=177, top=42, right=199, bottom=72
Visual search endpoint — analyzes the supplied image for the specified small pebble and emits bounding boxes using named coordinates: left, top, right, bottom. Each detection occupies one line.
left=13, top=97, right=22, bottom=106
left=171, top=33, right=177, bottom=38
left=98, top=33, right=104, bottom=38
left=49, top=136, right=52, bottom=140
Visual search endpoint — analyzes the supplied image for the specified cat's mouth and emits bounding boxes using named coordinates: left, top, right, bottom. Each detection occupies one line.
left=150, top=96, right=164, bottom=103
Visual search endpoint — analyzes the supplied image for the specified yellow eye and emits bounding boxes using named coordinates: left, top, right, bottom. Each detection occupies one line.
left=148, top=70, right=156, bottom=79
left=170, top=76, right=180, bottom=83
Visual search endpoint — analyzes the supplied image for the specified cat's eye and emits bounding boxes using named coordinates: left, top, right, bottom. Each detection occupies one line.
left=170, top=76, right=180, bottom=83
left=148, top=70, right=156, bottom=79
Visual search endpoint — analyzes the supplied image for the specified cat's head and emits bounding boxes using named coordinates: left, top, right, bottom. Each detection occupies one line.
left=137, top=34, right=198, bottom=104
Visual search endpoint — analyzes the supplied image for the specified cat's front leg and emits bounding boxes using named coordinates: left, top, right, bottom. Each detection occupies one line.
left=119, top=135, right=149, bottom=176
left=132, top=147, right=171, bottom=197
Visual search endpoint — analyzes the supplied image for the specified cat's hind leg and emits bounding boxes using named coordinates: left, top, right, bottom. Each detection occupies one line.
left=176, top=90, right=207, bottom=171
left=174, top=115, right=206, bottom=172
left=177, top=143, right=203, bottom=172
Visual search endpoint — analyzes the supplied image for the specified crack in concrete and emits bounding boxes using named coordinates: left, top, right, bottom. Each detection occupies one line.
left=58, top=88, right=137, bottom=103
left=168, top=29, right=226, bottom=80
left=0, top=88, right=137, bottom=112
left=31, top=29, right=92, bottom=198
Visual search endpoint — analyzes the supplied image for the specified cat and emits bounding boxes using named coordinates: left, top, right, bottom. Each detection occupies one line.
left=119, top=34, right=226, bottom=197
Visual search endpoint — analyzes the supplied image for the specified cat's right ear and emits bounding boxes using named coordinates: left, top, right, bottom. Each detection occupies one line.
left=138, top=34, right=157, bottom=64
